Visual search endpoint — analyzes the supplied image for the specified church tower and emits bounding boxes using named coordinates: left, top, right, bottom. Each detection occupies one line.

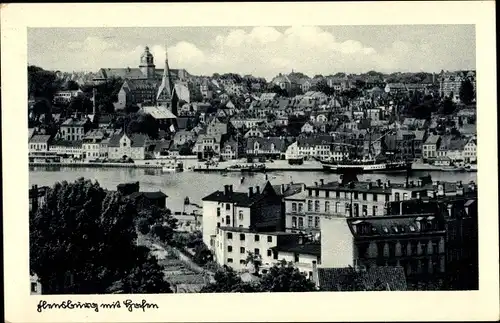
left=156, top=45, right=177, bottom=115
left=139, top=46, right=156, bottom=79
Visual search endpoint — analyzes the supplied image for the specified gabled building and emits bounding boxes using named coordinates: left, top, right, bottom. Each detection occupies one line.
left=107, top=132, right=151, bottom=160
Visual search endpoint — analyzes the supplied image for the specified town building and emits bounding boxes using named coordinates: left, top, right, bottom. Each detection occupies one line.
left=107, top=132, right=151, bottom=160
left=422, top=134, right=441, bottom=160
left=49, top=140, right=84, bottom=159
left=246, top=137, right=287, bottom=159
left=29, top=135, right=51, bottom=153
left=82, top=130, right=105, bottom=161
left=60, top=118, right=87, bottom=141
left=30, top=273, right=42, bottom=295
left=192, top=134, right=222, bottom=160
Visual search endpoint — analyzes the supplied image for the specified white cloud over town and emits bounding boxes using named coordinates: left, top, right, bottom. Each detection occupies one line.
left=28, top=26, right=475, bottom=80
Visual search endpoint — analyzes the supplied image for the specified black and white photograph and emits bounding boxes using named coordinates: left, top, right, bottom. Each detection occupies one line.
left=2, top=2, right=498, bottom=322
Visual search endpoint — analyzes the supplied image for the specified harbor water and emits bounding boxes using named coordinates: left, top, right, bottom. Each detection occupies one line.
left=29, top=166, right=478, bottom=213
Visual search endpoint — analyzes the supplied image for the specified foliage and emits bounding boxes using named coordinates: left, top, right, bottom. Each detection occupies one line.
left=259, top=260, right=317, bottom=292
left=459, top=79, right=475, bottom=105
left=64, top=80, right=80, bottom=91
left=138, top=218, right=150, bottom=235
left=28, top=65, right=63, bottom=100
left=200, top=266, right=260, bottom=293
left=81, top=77, right=123, bottom=114
left=179, top=143, right=193, bottom=156
left=113, top=112, right=159, bottom=139
left=244, top=252, right=262, bottom=275
left=193, top=243, right=213, bottom=266
left=68, top=96, right=93, bottom=114
left=29, top=178, right=172, bottom=294
left=125, top=104, right=140, bottom=114
left=137, top=205, right=178, bottom=243
left=441, top=97, right=457, bottom=115
left=268, top=84, right=289, bottom=97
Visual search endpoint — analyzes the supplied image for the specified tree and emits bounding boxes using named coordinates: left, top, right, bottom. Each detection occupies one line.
left=138, top=218, right=150, bottom=235
left=68, top=96, right=93, bottom=114
left=28, top=65, right=63, bottom=100
left=441, top=97, right=457, bottom=115
left=259, top=260, right=317, bottom=292
left=30, top=178, right=172, bottom=294
left=459, top=79, right=475, bottom=105
left=244, top=252, right=262, bottom=275
left=200, top=266, right=259, bottom=293
left=65, top=80, right=80, bottom=91
left=192, top=244, right=213, bottom=266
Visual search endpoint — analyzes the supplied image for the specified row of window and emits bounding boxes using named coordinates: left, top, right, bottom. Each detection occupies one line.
left=292, top=201, right=381, bottom=215
left=62, top=127, right=83, bottom=134
left=226, top=232, right=273, bottom=243
left=227, top=246, right=273, bottom=257
left=357, top=239, right=442, bottom=258
left=291, top=216, right=320, bottom=229
left=306, top=189, right=387, bottom=202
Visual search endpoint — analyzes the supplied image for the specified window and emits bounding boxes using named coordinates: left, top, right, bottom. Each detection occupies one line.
left=315, top=216, right=320, bottom=228
left=403, top=193, right=408, bottom=201
left=298, top=203, right=303, bottom=212
left=217, top=222, right=221, bottom=227
left=336, top=191, right=340, bottom=198
left=308, top=200, right=313, bottom=211
left=228, top=246, right=233, bottom=252
left=395, top=193, right=400, bottom=201
left=227, top=258, right=233, bottom=263
left=308, top=216, right=313, bottom=227
left=325, top=201, right=330, bottom=212
left=226, top=215, right=231, bottom=225
left=314, top=200, right=320, bottom=212
left=362, top=205, right=368, bottom=216
left=254, top=248, right=260, bottom=255
left=31, top=282, right=37, bottom=293
left=292, top=216, right=297, bottom=228
left=267, top=236, right=272, bottom=243
left=385, top=195, right=390, bottom=202
left=354, top=204, right=359, bottom=217
left=227, top=232, right=233, bottom=239
left=240, top=247, right=245, bottom=254
left=240, top=234, right=245, bottom=241
left=217, top=208, right=221, bottom=217
left=362, top=193, right=367, bottom=201
left=240, top=259, right=246, bottom=264
left=292, top=203, right=297, bottom=212
left=373, top=194, right=378, bottom=202
left=267, top=249, right=272, bottom=257
left=298, top=217, right=304, bottom=228
left=315, top=189, right=319, bottom=197
left=226, top=203, right=231, bottom=210
left=294, top=253, right=299, bottom=262
left=372, top=205, right=378, bottom=216
left=325, top=191, right=330, bottom=198
left=345, top=203, right=351, bottom=216
left=308, top=189, right=312, bottom=196
left=255, top=235, right=260, bottom=242
left=354, top=192, right=358, bottom=199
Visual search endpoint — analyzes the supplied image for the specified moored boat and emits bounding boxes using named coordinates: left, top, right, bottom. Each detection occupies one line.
left=321, top=159, right=411, bottom=173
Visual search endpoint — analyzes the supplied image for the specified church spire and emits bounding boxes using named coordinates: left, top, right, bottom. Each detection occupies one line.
left=156, top=43, right=176, bottom=114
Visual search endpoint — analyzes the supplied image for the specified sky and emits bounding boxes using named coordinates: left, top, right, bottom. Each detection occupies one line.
left=28, top=25, right=475, bottom=80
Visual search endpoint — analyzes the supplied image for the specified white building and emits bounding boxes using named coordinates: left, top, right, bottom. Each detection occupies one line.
left=29, top=135, right=51, bottom=153
left=107, top=132, right=149, bottom=160
left=49, top=140, right=84, bottom=159
left=462, top=138, right=477, bottom=162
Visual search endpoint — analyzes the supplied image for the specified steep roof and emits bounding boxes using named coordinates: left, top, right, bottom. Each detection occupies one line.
left=318, top=266, right=407, bottom=291
left=29, top=134, right=51, bottom=143
left=142, top=106, right=177, bottom=119
left=123, top=79, right=158, bottom=91
left=246, top=137, right=288, bottom=152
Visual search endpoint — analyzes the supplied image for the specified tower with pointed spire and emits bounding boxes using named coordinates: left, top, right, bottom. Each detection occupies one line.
left=156, top=44, right=177, bottom=115
left=139, top=46, right=156, bottom=78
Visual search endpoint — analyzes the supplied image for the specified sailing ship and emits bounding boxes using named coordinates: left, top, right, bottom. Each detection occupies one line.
left=321, top=130, right=412, bottom=173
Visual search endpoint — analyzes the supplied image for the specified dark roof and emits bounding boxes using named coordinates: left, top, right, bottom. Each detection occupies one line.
left=128, top=191, right=168, bottom=200
left=108, top=133, right=149, bottom=148
left=123, top=79, right=158, bottom=91
left=271, top=242, right=321, bottom=256
left=246, top=137, right=288, bottom=152
left=346, top=214, right=444, bottom=238
left=318, top=266, right=407, bottom=291
left=202, top=182, right=276, bottom=207
left=272, top=183, right=304, bottom=197
left=29, top=135, right=51, bottom=143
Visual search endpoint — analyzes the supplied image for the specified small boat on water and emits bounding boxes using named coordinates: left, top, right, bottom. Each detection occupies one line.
left=440, top=165, right=466, bottom=172
left=321, top=158, right=411, bottom=173
left=161, top=160, right=184, bottom=173
left=241, top=164, right=266, bottom=173
left=465, top=163, right=478, bottom=172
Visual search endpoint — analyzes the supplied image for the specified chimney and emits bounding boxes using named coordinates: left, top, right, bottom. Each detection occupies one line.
left=314, top=181, right=318, bottom=187
left=229, top=185, right=233, bottom=193
left=320, top=179, right=324, bottom=186
left=377, top=179, right=382, bottom=187
left=248, top=187, right=253, bottom=197
left=224, top=185, right=230, bottom=195
left=281, top=184, right=285, bottom=194
left=255, top=186, right=260, bottom=195
left=417, top=179, right=422, bottom=187
left=367, top=182, right=372, bottom=189
left=312, top=260, right=320, bottom=289
left=387, top=180, right=391, bottom=187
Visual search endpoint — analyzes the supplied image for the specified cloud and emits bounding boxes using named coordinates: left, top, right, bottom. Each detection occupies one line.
left=29, top=26, right=475, bottom=79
